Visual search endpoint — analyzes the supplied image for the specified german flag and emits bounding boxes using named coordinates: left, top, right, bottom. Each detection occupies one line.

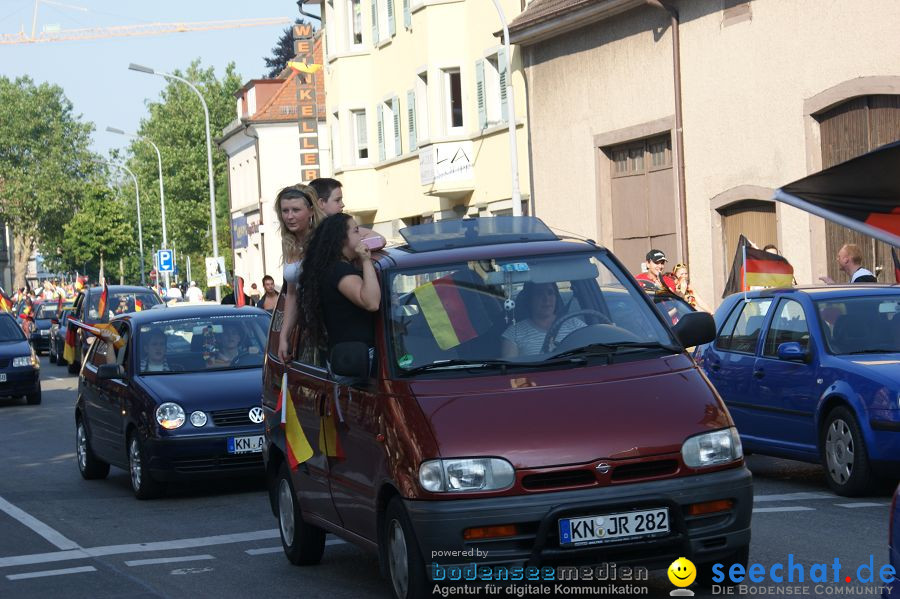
left=235, top=276, right=246, bottom=308
left=134, top=298, right=143, bottom=312
left=413, top=275, right=492, bottom=350
left=19, top=302, right=34, bottom=321
left=63, top=325, right=77, bottom=363
left=0, top=287, right=13, bottom=313
left=279, top=373, right=313, bottom=470
left=96, top=281, right=108, bottom=322
left=723, top=235, right=795, bottom=297
left=318, top=395, right=345, bottom=460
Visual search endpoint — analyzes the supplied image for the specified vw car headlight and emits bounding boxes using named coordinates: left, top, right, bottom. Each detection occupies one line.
left=156, top=402, right=185, bottom=430
left=13, top=354, right=38, bottom=368
left=418, top=458, right=515, bottom=493
left=682, top=428, right=743, bottom=468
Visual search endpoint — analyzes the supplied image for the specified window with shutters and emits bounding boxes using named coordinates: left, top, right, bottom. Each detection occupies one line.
left=415, top=71, right=429, bottom=141
left=382, top=98, right=400, bottom=158
left=406, top=89, right=417, bottom=151
left=376, top=0, right=394, bottom=42
left=348, top=0, right=363, bottom=47
left=442, top=68, right=464, bottom=133
left=477, top=53, right=502, bottom=129
left=351, top=109, right=369, bottom=164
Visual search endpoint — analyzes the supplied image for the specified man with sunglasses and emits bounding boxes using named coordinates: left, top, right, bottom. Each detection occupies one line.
left=635, top=249, right=677, bottom=293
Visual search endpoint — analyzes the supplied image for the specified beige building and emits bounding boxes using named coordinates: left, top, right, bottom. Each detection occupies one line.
left=509, top=0, right=900, bottom=306
left=311, top=0, right=531, bottom=237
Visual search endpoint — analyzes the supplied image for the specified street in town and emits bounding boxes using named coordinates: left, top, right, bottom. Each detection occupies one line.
left=0, top=358, right=892, bottom=599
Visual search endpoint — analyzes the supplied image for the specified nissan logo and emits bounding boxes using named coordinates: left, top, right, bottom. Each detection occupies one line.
left=248, top=407, right=265, bottom=424
left=595, top=463, right=611, bottom=474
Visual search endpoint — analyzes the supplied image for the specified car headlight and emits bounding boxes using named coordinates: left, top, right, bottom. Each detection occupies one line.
left=682, top=427, right=743, bottom=468
left=418, top=458, right=515, bottom=493
left=156, top=402, right=185, bottom=430
left=189, top=411, right=208, bottom=427
left=13, top=355, right=37, bottom=368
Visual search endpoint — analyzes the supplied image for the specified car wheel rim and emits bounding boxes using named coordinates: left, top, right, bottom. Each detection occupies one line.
left=825, top=418, right=854, bottom=485
left=278, top=479, right=295, bottom=546
left=76, top=424, right=87, bottom=471
left=388, top=519, right=409, bottom=599
left=129, top=438, right=142, bottom=491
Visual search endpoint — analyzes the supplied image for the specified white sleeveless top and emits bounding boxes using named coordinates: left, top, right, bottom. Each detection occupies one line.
left=284, top=261, right=302, bottom=288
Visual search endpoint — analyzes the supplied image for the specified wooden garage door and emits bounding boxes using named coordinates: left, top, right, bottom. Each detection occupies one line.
left=606, top=135, right=678, bottom=272
left=720, top=200, right=777, bottom=271
left=817, top=95, right=900, bottom=284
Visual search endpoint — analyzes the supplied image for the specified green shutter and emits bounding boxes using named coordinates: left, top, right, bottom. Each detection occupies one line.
left=376, top=104, right=385, bottom=161
left=391, top=95, right=401, bottom=156
left=498, top=48, right=509, bottom=123
left=407, top=89, right=417, bottom=151
left=475, top=59, right=486, bottom=130
left=387, top=0, right=396, bottom=37
left=403, top=0, right=411, bottom=29
left=371, top=0, right=379, bottom=43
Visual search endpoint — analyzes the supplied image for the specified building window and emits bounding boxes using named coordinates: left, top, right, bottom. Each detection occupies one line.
left=351, top=109, right=369, bottom=163
left=443, top=68, right=463, bottom=133
left=415, top=71, right=429, bottom=141
left=484, top=54, right=502, bottom=126
left=331, top=112, right=341, bottom=171
left=348, top=0, right=363, bottom=46
left=381, top=98, right=401, bottom=158
left=648, top=137, right=672, bottom=169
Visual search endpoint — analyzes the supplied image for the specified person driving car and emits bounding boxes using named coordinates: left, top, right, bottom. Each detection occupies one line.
left=501, top=282, right=585, bottom=358
left=207, top=323, right=245, bottom=367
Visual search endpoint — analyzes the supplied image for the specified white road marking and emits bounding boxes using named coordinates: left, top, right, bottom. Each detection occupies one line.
left=6, top=566, right=96, bottom=581
left=753, top=506, right=815, bottom=513
left=0, top=495, right=81, bottom=551
left=835, top=502, right=889, bottom=508
left=171, top=567, right=215, bottom=575
left=125, top=555, right=215, bottom=567
left=754, top=492, right=834, bottom=502
left=0, top=529, right=279, bottom=569
left=245, top=538, right=346, bottom=556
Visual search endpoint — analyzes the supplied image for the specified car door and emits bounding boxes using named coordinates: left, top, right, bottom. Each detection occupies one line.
left=81, top=334, right=121, bottom=462
left=702, top=298, right=773, bottom=437
left=750, top=297, right=820, bottom=453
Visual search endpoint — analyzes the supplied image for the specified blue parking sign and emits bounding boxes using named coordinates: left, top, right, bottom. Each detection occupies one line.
left=157, top=249, right=174, bottom=273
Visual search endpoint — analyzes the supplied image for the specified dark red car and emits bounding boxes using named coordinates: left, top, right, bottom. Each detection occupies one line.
left=262, top=217, right=751, bottom=598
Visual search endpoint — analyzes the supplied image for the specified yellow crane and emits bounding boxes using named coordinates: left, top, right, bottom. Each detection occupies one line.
left=1, top=0, right=291, bottom=45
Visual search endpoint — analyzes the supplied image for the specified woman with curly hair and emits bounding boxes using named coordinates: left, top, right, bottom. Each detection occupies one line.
left=276, top=184, right=326, bottom=362
left=297, top=213, right=380, bottom=362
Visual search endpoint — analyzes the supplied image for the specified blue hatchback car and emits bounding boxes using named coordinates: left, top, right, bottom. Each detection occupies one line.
left=695, top=286, right=900, bottom=496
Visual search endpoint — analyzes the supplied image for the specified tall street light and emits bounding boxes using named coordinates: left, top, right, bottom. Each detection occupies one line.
left=128, top=62, right=220, bottom=301
left=103, top=160, right=146, bottom=286
left=106, top=126, right=169, bottom=291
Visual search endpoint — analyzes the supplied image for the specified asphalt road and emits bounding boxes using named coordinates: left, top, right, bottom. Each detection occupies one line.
left=0, top=358, right=893, bottom=599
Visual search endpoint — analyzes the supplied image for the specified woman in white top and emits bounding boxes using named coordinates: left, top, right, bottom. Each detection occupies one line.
left=276, top=184, right=325, bottom=363
left=501, top=282, right=586, bottom=358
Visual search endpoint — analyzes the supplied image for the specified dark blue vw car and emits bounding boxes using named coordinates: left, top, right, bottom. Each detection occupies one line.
left=75, top=304, right=269, bottom=499
left=695, top=286, right=900, bottom=496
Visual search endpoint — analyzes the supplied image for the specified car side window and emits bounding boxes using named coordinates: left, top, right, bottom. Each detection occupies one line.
left=715, top=299, right=772, bottom=354
left=90, top=339, right=109, bottom=367
left=763, top=299, right=810, bottom=357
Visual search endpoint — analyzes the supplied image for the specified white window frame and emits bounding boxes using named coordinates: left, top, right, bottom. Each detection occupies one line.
left=351, top=108, right=369, bottom=164
left=442, top=67, right=464, bottom=135
left=484, top=53, right=502, bottom=127
left=347, top=0, right=364, bottom=48
left=415, top=69, right=430, bottom=142
left=381, top=97, right=400, bottom=158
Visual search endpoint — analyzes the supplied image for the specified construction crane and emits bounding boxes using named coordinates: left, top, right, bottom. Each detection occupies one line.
left=1, top=0, right=291, bottom=45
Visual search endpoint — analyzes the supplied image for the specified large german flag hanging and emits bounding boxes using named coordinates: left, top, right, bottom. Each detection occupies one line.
left=63, top=325, right=77, bottom=363
left=723, top=235, right=795, bottom=298
left=279, top=373, right=313, bottom=470
left=413, top=276, right=491, bottom=350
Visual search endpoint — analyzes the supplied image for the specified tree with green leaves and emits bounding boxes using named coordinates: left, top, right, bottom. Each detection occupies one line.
left=0, top=76, right=96, bottom=289
left=124, top=59, right=243, bottom=286
left=263, top=18, right=311, bottom=78
left=60, top=188, right=135, bottom=280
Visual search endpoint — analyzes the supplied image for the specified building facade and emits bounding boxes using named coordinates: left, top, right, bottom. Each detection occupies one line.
left=217, top=35, right=329, bottom=289
left=510, top=0, right=900, bottom=306
left=314, top=0, right=531, bottom=238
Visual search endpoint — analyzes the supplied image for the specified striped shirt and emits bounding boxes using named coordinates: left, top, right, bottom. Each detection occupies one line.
left=502, top=318, right=586, bottom=356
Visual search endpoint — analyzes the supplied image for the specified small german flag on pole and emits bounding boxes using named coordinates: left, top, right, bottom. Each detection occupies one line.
left=413, top=276, right=492, bottom=350
left=96, top=281, right=109, bottom=321
left=0, top=287, right=13, bottom=313
left=723, top=235, right=795, bottom=298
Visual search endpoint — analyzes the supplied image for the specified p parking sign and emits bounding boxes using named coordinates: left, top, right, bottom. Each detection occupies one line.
left=157, top=249, right=174, bottom=273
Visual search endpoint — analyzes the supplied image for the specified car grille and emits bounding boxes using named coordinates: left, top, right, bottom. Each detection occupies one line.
left=211, top=408, right=253, bottom=427
left=611, top=459, right=679, bottom=482
left=171, top=453, right=263, bottom=474
left=522, top=470, right=596, bottom=490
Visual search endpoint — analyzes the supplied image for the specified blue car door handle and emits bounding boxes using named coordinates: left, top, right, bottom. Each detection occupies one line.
left=753, top=368, right=764, bottom=379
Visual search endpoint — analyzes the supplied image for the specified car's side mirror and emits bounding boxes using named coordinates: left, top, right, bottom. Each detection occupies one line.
left=776, top=342, right=808, bottom=362
left=672, top=311, right=716, bottom=348
left=330, top=342, right=370, bottom=379
left=96, top=364, right=125, bottom=380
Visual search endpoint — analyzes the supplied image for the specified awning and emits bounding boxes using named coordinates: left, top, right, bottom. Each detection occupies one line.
left=773, top=141, right=900, bottom=247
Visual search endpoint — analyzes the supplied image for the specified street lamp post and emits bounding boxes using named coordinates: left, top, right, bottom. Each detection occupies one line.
left=128, top=62, right=220, bottom=301
left=103, top=161, right=146, bottom=286
left=489, top=0, right=522, bottom=217
left=106, top=126, right=169, bottom=291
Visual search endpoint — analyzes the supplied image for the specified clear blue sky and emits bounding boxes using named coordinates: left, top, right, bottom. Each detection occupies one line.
left=0, top=0, right=315, bottom=155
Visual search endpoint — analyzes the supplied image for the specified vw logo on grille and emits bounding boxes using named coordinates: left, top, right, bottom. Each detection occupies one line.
left=595, top=462, right=611, bottom=474
left=248, top=407, right=265, bottom=424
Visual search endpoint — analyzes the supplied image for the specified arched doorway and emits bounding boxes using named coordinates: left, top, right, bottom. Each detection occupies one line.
left=719, top=200, right=777, bottom=267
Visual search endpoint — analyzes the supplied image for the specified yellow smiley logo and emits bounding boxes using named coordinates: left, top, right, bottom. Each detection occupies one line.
left=667, top=557, right=697, bottom=587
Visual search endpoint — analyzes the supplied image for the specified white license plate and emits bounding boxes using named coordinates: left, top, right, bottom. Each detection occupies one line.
left=0, top=373, right=6, bottom=382
left=227, top=435, right=264, bottom=454
left=559, top=508, right=669, bottom=547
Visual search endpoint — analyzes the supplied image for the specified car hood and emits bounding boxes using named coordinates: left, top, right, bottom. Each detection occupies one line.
left=137, top=368, right=263, bottom=410
left=410, top=354, right=731, bottom=469
left=0, top=340, right=32, bottom=359
left=835, top=355, right=900, bottom=386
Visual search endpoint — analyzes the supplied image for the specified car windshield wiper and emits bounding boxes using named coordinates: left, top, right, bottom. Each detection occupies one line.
left=550, top=341, right=680, bottom=360
left=399, top=356, right=586, bottom=376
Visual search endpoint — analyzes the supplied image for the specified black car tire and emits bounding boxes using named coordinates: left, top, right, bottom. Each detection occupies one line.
left=384, top=496, right=428, bottom=599
left=697, top=545, right=749, bottom=587
left=49, top=346, right=56, bottom=363
left=277, top=462, right=325, bottom=565
left=821, top=406, right=872, bottom=496
left=128, top=433, right=164, bottom=500
left=26, top=388, right=41, bottom=405
left=76, top=418, right=109, bottom=480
